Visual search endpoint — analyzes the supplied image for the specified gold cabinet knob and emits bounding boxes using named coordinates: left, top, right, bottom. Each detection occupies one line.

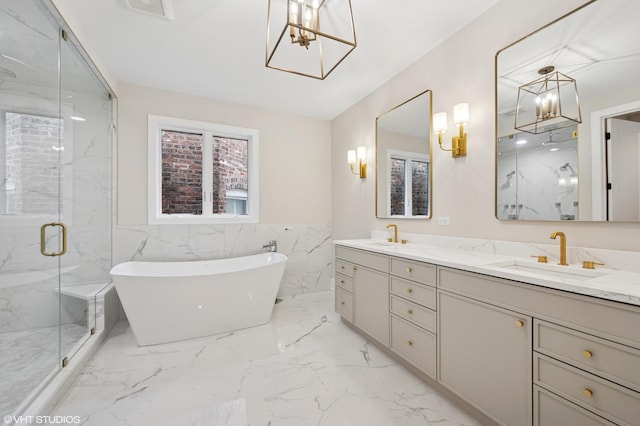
left=583, top=350, right=593, bottom=359
left=407, top=309, right=413, bottom=315
left=353, top=266, right=357, bottom=271
left=583, top=389, right=593, bottom=398
left=340, top=301, right=345, bottom=305
left=340, top=265, right=345, bottom=269
left=515, top=320, right=524, bottom=327
left=406, top=267, right=413, bottom=273
left=407, top=340, right=413, bottom=346
left=340, top=280, right=345, bottom=284
left=407, top=288, right=413, bottom=294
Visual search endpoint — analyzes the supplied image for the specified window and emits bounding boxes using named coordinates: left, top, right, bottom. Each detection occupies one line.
left=148, top=115, right=259, bottom=224
left=1, top=109, right=74, bottom=225
left=388, top=149, right=429, bottom=217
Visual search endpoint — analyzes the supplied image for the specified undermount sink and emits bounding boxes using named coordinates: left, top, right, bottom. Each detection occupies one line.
left=486, top=260, right=606, bottom=280
left=364, top=241, right=396, bottom=247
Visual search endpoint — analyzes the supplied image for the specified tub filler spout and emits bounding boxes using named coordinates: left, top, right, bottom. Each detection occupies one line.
left=262, top=240, right=278, bottom=252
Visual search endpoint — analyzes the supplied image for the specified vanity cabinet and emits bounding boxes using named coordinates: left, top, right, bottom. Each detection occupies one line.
left=438, top=290, right=532, bottom=426
left=335, top=243, right=640, bottom=426
left=438, top=266, right=640, bottom=426
left=389, top=257, right=437, bottom=377
left=335, top=246, right=389, bottom=346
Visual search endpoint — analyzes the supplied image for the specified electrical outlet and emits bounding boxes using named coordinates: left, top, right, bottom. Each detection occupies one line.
left=438, top=216, right=451, bottom=225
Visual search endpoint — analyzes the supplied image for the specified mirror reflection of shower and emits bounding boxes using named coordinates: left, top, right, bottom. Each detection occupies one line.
left=496, top=125, right=578, bottom=220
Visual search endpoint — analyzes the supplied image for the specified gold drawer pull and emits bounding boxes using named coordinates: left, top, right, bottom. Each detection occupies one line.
left=406, top=267, right=413, bottom=273
left=407, top=340, right=413, bottom=346
left=407, top=288, right=413, bottom=294
left=407, top=309, right=413, bottom=315
left=583, top=350, right=593, bottom=359
left=340, top=265, right=345, bottom=270
left=341, top=301, right=345, bottom=305
left=340, top=280, right=345, bottom=284
left=583, top=389, right=593, bottom=398
left=353, top=266, right=357, bottom=271
left=515, top=320, right=524, bottom=327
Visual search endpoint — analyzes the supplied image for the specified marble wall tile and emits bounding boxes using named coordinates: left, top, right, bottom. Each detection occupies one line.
left=113, top=223, right=333, bottom=299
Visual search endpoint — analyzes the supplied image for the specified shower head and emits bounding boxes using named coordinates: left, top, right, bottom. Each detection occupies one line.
left=559, top=163, right=576, bottom=174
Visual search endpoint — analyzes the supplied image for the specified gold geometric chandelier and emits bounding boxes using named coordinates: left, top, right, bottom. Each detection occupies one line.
left=265, top=0, right=357, bottom=80
left=514, top=66, right=582, bottom=134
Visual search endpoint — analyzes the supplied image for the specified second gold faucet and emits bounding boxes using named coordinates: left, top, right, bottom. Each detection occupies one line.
left=550, top=231, right=568, bottom=266
left=386, top=224, right=398, bottom=243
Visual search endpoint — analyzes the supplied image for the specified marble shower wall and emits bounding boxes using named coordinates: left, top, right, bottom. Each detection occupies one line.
left=497, top=134, right=579, bottom=221
left=113, top=223, right=333, bottom=298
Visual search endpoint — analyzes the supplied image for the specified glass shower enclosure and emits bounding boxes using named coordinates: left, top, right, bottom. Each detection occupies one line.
left=0, top=0, right=114, bottom=417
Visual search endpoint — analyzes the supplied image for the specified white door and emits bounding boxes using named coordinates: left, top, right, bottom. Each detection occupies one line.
left=607, top=118, right=640, bottom=221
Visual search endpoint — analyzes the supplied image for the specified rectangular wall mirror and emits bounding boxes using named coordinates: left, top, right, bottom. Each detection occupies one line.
left=376, top=90, right=432, bottom=219
left=495, top=0, right=640, bottom=221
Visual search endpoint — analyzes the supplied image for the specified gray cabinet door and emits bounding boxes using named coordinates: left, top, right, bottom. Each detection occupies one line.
left=354, top=266, right=389, bottom=346
left=438, top=290, right=532, bottom=426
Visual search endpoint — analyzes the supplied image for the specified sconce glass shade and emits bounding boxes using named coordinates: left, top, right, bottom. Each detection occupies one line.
left=356, top=146, right=366, bottom=160
left=265, top=0, right=357, bottom=80
left=453, top=103, right=469, bottom=126
left=515, top=68, right=581, bottom=134
left=433, top=112, right=448, bottom=134
left=347, top=149, right=356, bottom=165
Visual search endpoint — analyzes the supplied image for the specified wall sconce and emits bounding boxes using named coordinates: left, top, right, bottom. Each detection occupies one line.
left=434, top=102, right=469, bottom=158
left=347, top=146, right=366, bottom=179
left=515, top=66, right=582, bottom=134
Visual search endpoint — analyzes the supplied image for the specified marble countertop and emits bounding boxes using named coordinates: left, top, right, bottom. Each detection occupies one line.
left=335, top=239, right=640, bottom=307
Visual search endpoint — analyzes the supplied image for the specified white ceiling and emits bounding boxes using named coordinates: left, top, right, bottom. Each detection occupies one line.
left=54, top=0, right=501, bottom=120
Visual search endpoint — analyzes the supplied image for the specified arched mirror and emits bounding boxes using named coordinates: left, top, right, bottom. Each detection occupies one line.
left=495, top=0, right=640, bottom=221
left=376, top=90, right=432, bottom=219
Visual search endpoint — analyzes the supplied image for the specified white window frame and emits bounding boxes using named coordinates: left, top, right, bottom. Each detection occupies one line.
left=148, top=115, right=259, bottom=225
left=387, top=149, right=430, bottom=218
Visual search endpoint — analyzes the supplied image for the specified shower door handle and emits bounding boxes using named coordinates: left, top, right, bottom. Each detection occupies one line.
left=40, top=222, right=68, bottom=257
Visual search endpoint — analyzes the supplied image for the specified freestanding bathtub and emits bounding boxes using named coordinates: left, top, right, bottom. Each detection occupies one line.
left=110, top=252, right=287, bottom=346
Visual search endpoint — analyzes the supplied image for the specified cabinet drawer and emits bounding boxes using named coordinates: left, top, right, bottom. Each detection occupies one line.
left=335, top=246, right=389, bottom=273
left=390, top=314, right=436, bottom=378
left=534, top=353, right=640, bottom=426
left=335, top=287, right=353, bottom=322
left=390, top=276, right=436, bottom=309
left=439, top=267, right=640, bottom=350
left=390, top=295, right=436, bottom=333
left=534, top=385, right=616, bottom=426
left=390, top=257, right=436, bottom=286
left=335, top=273, right=353, bottom=293
left=335, top=259, right=355, bottom=278
left=534, top=320, right=640, bottom=393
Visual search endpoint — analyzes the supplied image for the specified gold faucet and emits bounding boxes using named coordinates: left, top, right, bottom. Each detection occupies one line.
left=550, top=231, right=568, bottom=266
left=386, top=224, right=398, bottom=243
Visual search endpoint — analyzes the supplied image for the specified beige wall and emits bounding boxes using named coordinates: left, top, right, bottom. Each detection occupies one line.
left=117, top=83, right=331, bottom=225
left=331, top=0, right=640, bottom=252
left=52, top=0, right=118, bottom=93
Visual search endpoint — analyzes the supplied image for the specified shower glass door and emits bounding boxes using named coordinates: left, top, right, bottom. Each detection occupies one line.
left=58, top=20, right=114, bottom=365
left=0, top=0, right=63, bottom=416
left=0, top=0, right=114, bottom=417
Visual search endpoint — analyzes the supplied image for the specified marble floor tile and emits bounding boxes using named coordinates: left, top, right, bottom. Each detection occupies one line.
left=1, top=324, right=87, bottom=416
left=51, top=292, right=481, bottom=425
